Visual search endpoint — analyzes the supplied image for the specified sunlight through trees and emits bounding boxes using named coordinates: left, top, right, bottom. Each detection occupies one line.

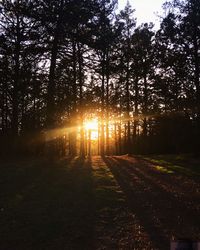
left=0, top=0, right=200, bottom=156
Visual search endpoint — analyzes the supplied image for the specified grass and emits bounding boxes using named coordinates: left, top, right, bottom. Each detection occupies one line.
left=1, top=154, right=199, bottom=250
left=154, top=165, right=174, bottom=174
left=0, top=157, right=95, bottom=250
left=0, top=156, right=129, bottom=250
left=141, top=154, right=200, bottom=176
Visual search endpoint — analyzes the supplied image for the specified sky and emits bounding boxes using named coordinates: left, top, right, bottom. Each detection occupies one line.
left=117, top=0, right=167, bottom=29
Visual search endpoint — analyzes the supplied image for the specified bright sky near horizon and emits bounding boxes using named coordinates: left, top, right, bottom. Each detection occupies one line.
left=117, top=0, right=167, bottom=29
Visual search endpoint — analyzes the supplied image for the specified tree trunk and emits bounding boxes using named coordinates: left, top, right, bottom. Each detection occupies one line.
left=105, top=51, right=110, bottom=155
left=12, top=14, right=20, bottom=136
left=143, top=69, right=148, bottom=136
left=114, top=122, right=118, bottom=154
left=88, top=130, right=91, bottom=156
left=101, top=52, right=105, bottom=156
left=126, top=52, right=131, bottom=153
left=193, top=24, right=200, bottom=120
left=70, top=39, right=78, bottom=156
left=133, top=74, right=139, bottom=138
left=77, top=42, right=85, bottom=157
left=46, top=0, right=64, bottom=128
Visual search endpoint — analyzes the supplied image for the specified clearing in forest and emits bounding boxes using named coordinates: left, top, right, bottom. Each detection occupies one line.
left=0, top=155, right=199, bottom=250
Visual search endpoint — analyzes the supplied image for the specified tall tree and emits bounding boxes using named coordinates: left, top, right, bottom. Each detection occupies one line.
left=116, top=2, right=136, bottom=152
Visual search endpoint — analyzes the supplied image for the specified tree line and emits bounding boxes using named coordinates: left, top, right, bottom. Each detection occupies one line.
left=0, top=0, right=199, bottom=156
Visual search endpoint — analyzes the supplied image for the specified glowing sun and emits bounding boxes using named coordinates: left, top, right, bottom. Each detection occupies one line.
left=84, top=119, right=98, bottom=140
left=84, top=119, right=98, bottom=131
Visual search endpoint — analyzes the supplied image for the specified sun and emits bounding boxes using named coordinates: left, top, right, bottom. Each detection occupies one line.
left=84, top=119, right=99, bottom=141
left=84, top=119, right=98, bottom=131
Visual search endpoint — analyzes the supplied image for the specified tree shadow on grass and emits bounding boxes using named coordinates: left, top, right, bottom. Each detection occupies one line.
left=113, top=156, right=200, bottom=234
left=0, top=156, right=95, bottom=250
left=102, top=156, right=182, bottom=250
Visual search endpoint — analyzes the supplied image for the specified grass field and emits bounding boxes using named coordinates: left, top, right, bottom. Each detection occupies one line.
left=0, top=154, right=199, bottom=250
left=0, top=156, right=134, bottom=250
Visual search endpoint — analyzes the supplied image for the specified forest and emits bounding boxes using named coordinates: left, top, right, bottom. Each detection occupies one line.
left=0, top=0, right=200, bottom=157
left=0, top=1, right=200, bottom=249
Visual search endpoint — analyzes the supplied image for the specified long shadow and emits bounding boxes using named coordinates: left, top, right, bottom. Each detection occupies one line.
left=103, top=156, right=169, bottom=250
left=114, top=157, right=200, bottom=230
left=134, top=156, right=200, bottom=195
left=103, top=156, right=200, bottom=250
left=114, top=157, right=200, bottom=217
left=0, top=156, right=95, bottom=250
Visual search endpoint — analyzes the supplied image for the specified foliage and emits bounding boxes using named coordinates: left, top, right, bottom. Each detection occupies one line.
left=0, top=0, right=199, bottom=155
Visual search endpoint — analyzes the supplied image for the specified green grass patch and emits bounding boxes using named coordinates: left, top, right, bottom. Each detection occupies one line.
left=93, top=162, right=126, bottom=209
left=142, top=154, right=200, bottom=177
left=154, top=165, right=174, bottom=174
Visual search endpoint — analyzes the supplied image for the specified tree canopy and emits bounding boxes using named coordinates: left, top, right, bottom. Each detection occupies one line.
left=0, top=0, right=199, bottom=156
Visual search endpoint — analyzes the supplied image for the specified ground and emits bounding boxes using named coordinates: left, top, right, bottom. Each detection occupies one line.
left=0, top=155, right=199, bottom=250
